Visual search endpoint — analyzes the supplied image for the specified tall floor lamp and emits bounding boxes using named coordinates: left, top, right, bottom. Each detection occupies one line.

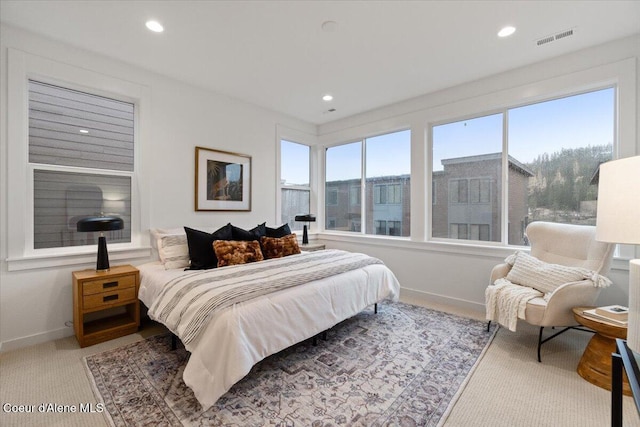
left=596, top=155, right=640, bottom=354
left=77, top=215, right=124, bottom=272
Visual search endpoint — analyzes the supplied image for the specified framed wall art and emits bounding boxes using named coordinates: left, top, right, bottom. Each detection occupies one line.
left=195, top=146, right=251, bottom=211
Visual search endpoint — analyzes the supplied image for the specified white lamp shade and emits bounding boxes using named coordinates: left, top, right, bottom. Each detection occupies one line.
left=630, top=260, right=640, bottom=354
left=595, top=156, right=640, bottom=245
left=595, top=155, right=640, bottom=354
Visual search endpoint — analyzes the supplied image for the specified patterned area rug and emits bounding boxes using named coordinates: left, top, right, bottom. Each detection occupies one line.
left=84, top=302, right=495, bottom=426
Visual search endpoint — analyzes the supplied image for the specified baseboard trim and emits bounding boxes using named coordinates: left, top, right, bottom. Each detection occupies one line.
left=0, top=326, right=74, bottom=353
left=399, top=287, right=485, bottom=321
left=1, top=291, right=485, bottom=352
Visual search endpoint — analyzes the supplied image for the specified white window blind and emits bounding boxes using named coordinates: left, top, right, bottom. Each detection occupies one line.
left=29, top=80, right=134, bottom=250
left=29, top=80, right=134, bottom=171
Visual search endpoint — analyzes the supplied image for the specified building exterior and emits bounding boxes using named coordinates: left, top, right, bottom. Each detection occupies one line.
left=432, top=153, right=533, bottom=245
left=325, top=174, right=411, bottom=237
left=324, top=154, right=532, bottom=244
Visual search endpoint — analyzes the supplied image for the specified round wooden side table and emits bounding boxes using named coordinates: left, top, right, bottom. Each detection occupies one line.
left=572, top=307, right=631, bottom=395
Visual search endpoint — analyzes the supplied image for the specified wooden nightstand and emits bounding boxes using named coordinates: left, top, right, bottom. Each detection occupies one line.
left=300, top=242, right=325, bottom=252
left=73, top=264, right=140, bottom=347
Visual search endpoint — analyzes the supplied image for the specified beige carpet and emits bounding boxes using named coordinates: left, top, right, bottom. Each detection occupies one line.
left=1, top=314, right=639, bottom=426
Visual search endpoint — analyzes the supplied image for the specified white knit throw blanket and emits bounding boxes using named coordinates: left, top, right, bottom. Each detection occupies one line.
left=485, top=278, right=542, bottom=332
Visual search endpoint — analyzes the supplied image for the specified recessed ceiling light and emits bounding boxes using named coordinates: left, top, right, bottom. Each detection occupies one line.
left=146, top=20, right=164, bottom=33
left=498, top=26, right=516, bottom=38
left=79, top=129, right=89, bottom=134
left=322, top=94, right=333, bottom=102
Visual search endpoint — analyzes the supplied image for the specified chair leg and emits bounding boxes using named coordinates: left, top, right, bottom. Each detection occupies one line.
left=487, top=320, right=491, bottom=332
left=537, top=326, right=577, bottom=362
left=537, top=327, right=544, bottom=363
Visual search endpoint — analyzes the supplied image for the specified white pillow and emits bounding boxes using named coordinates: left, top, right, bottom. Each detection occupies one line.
left=153, top=231, right=189, bottom=270
left=505, top=251, right=610, bottom=294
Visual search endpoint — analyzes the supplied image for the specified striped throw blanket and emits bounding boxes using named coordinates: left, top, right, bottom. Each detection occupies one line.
left=148, top=249, right=383, bottom=345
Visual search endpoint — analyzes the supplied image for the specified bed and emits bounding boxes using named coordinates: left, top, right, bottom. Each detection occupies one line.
left=138, top=247, right=401, bottom=410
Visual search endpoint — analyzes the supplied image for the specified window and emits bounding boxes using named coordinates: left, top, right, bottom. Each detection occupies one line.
left=325, top=141, right=361, bottom=231
left=432, top=114, right=503, bottom=242
left=6, top=49, right=151, bottom=270
left=29, top=80, right=133, bottom=250
left=449, top=179, right=469, bottom=204
left=431, top=88, right=614, bottom=245
left=280, top=140, right=310, bottom=231
left=325, top=129, right=410, bottom=237
left=470, top=224, right=490, bottom=241
left=470, top=179, right=491, bottom=203
left=507, top=88, right=613, bottom=244
left=450, top=223, right=468, bottom=239
left=388, top=220, right=402, bottom=236
left=326, top=188, right=339, bottom=205
left=350, top=186, right=361, bottom=206
left=374, top=184, right=402, bottom=204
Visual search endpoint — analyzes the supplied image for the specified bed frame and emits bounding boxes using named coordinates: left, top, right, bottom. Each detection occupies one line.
left=169, top=303, right=378, bottom=351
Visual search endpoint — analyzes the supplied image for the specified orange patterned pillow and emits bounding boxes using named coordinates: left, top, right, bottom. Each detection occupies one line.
left=213, top=240, right=264, bottom=267
left=260, top=234, right=301, bottom=259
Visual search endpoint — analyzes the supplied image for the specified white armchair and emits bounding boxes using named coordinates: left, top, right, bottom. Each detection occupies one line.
left=488, top=221, right=615, bottom=362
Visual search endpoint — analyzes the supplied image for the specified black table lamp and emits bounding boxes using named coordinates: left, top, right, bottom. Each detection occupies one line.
left=76, top=216, right=124, bottom=271
left=294, top=214, right=316, bottom=245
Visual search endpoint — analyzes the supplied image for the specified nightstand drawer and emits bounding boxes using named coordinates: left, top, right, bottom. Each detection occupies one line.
left=83, top=287, right=136, bottom=310
left=83, top=274, right=136, bottom=296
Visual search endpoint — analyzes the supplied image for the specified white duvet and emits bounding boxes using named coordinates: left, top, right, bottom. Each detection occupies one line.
left=138, top=256, right=400, bottom=410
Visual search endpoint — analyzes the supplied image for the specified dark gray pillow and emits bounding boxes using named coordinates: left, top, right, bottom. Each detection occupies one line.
left=265, top=223, right=292, bottom=238
left=184, top=223, right=233, bottom=270
left=231, top=223, right=266, bottom=241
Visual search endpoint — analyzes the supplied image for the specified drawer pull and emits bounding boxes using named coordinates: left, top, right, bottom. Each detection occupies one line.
left=103, top=294, right=119, bottom=302
left=103, top=281, right=118, bottom=289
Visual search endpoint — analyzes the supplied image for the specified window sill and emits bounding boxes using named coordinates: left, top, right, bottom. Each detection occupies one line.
left=318, top=232, right=631, bottom=272
left=6, top=246, right=152, bottom=271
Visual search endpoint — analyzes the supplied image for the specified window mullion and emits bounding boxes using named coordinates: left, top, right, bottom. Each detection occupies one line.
left=361, top=139, right=366, bottom=234
left=502, top=110, right=509, bottom=245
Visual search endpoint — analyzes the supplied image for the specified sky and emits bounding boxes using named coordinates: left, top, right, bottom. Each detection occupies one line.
left=282, top=87, right=614, bottom=181
left=433, top=87, right=614, bottom=170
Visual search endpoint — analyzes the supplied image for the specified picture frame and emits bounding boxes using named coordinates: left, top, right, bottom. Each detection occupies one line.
left=195, top=146, right=251, bottom=211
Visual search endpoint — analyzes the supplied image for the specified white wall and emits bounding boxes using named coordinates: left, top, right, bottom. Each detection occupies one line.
left=316, top=35, right=640, bottom=318
left=0, top=25, right=316, bottom=350
left=1, top=25, right=638, bottom=351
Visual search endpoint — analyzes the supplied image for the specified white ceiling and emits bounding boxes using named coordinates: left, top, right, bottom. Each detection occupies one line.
left=2, top=1, right=639, bottom=125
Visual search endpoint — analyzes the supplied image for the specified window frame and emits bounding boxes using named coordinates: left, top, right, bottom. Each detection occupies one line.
left=28, top=79, right=135, bottom=250
left=323, top=128, right=411, bottom=238
left=275, top=126, right=316, bottom=235
left=6, top=48, right=150, bottom=271
left=317, top=58, right=634, bottom=266
left=429, top=85, right=618, bottom=246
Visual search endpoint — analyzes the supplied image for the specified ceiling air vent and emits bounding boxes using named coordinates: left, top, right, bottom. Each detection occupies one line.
left=536, top=28, right=575, bottom=47
left=536, top=35, right=555, bottom=46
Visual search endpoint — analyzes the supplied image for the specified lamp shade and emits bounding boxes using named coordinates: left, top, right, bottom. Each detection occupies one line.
left=595, top=155, right=640, bottom=355
left=595, top=156, right=640, bottom=245
left=76, top=216, right=124, bottom=232
left=294, top=214, right=316, bottom=222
